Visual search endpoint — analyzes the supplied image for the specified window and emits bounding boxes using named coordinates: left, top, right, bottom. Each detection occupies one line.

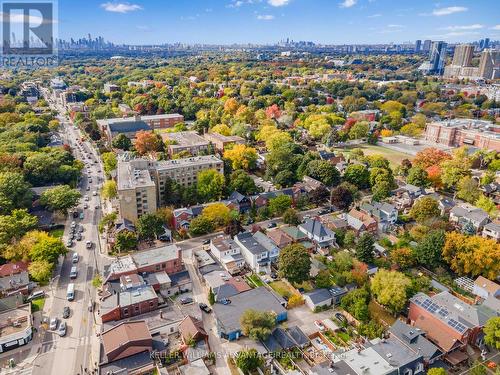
left=415, top=363, right=424, bottom=374
left=135, top=305, right=139, bottom=312
left=123, top=308, right=128, bottom=315
left=170, top=327, right=174, bottom=333
left=403, top=369, right=412, bottom=375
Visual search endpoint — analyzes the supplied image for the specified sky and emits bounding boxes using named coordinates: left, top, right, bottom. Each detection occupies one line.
left=55, top=0, right=500, bottom=45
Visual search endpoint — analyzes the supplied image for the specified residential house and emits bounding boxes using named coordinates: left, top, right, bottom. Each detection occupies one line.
left=179, top=315, right=208, bottom=346
left=299, top=176, right=325, bottom=193
left=202, top=132, right=244, bottom=152
left=234, top=231, right=279, bottom=274
left=310, top=258, right=327, bottom=278
left=298, top=219, right=336, bottom=253
left=303, top=286, right=348, bottom=311
left=228, top=191, right=252, bottom=214
left=266, top=228, right=294, bottom=249
left=392, top=184, right=425, bottom=209
left=360, top=201, right=398, bottom=232
left=473, top=276, right=500, bottom=299
left=389, top=320, right=443, bottom=365
left=262, top=327, right=305, bottom=353
left=252, top=187, right=302, bottom=209
left=0, top=271, right=30, bottom=296
left=450, top=203, right=491, bottom=232
left=482, top=221, right=500, bottom=241
left=212, top=287, right=287, bottom=341
left=321, top=215, right=348, bottom=231
left=209, top=235, right=245, bottom=275
left=344, top=208, right=378, bottom=235
left=99, top=320, right=158, bottom=375
left=408, top=291, right=495, bottom=364
left=0, top=261, right=28, bottom=278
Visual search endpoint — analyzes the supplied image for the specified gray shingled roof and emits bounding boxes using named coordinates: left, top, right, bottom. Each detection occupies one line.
left=389, top=320, right=442, bottom=362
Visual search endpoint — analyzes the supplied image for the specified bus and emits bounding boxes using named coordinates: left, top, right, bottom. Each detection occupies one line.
left=66, top=283, right=75, bottom=301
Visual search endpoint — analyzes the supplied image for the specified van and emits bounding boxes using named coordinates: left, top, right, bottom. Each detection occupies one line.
left=69, top=266, right=78, bottom=279
left=27, top=290, right=45, bottom=301
left=66, top=283, right=75, bottom=301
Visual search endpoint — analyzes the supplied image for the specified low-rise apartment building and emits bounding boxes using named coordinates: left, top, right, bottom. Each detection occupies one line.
left=425, top=119, right=500, bottom=152
left=117, top=154, right=223, bottom=221
left=0, top=303, right=32, bottom=353
left=161, top=131, right=209, bottom=157
left=203, top=132, right=245, bottom=152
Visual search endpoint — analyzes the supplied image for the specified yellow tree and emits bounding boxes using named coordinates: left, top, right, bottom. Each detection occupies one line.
left=211, top=124, right=231, bottom=136
left=224, top=144, right=258, bottom=171
left=371, top=269, right=411, bottom=314
left=224, top=98, right=239, bottom=115
left=201, top=203, right=231, bottom=227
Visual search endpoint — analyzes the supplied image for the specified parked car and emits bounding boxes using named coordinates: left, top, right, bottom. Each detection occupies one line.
left=314, top=320, right=325, bottom=331
left=57, top=322, right=67, bottom=337
left=79, top=212, right=84, bottom=219
left=335, top=313, right=348, bottom=325
left=62, top=306, right=70, bottom=319
left=27, top=290, right=45, bottom=301
left=92, top=191, right=97, bottom=196
left=180, top=297, right=193, bottom=305
left=72, top=253, right=79, bottom=263
left=202, top=239, right=210, bottom=245
left=70, top=221, right=76, bottom=228
left=86, top=241, right=92, bottom=249
left=66, top=239, right=73, bottom=247
left=199, top=303, right=212, bottom=313
left=76, top=233, right=82, bottom=241
left=49, top=317, right=59, bottom=331
left=83, top=203, right=88, bottom=209
left=267, top=222, right=277, bottom=229
left=220, top=298, right=231, bottom=305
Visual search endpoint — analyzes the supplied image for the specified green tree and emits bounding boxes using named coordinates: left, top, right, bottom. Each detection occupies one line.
left=414, top=230, right=445, bottom=268
left=406, top=167, right=430, bottom=188
left=315, top=269, right=332, bottom=289
left=476, top=194, right=498, bottom=217
left=28, top=259, right=53, bottom=282
left=189, top=216, right=215, bottom=236
left=372, top=180, right=393, bottom=201
left=197, top=169, right=225, bottom=202
left=101, top=152, right=118, bottom=175
left=229, top=170, right=258, bottom=195
left=0, top=171, right=32, bottom=214
left=92, top=274, right=103, bottom=288
left=456, top=177, right=481, bottom=204
left=441, top=147, right=471, bottom=188
left=101, top=180, right=118, bottom=200
left=269, top=195, right=293, bottom=216
left=371, top=269, right=411, bottom=314
left=278, top=243, right=311, bottom=284
left=409, top=197, right=440, bottom=224
left=240, top=309, right=276, bottom=341
left=484, top=317, right=500, bottom=350
left=208, top=287, right=215, bottom=305
left=330, top=184, right=354, bottom=210
left=136, top=213, right=164, bottom=240
left=343, top=164, right=369, bottom=189
left=114, top=230, right=138, bottom=252
left=282, top=208, right=300, bottom=225
left=356, top=233, right=374, bottom=264
left=340, top=287, right=371, bottom=322
left=306, top=160, right=340, bottom=187
left=23, top=231, right=67, bottom=264
left=40, top=185, right=81, bottom=214
left=0, top=209, right=38, bottom=249
left=111, top=133, right=132, bottom=150
left=98, top=212, right=117, bottom=234
left=348, top=121, right=370, bottom=140
left=235, top=349, right=264, bottom=374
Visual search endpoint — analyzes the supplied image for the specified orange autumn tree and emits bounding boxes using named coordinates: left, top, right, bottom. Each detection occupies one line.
left=413, top=148, right=451, bottom=169
left=134, top=130, right=163, bottom=155
left=426, top=165, right=443, bottom=188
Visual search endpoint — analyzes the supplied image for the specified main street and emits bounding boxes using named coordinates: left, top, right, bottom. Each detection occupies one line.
left=30, top=100, right=107, bottom=375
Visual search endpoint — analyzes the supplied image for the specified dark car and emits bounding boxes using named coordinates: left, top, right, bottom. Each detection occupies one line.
left=220, top=298, right=231, bottom=305
left=180, top=297, right=193, bottom=305
left=202, top=239, right=210, bottom=245
left=318, top=209, right=329, bottom=215
left=335, top=312, right=348, bottom=325
left=267, top=222, right=277, bottom=229
left=199, top=303, right=212, bottom=313
left=62, top=306, right=70, bottom=319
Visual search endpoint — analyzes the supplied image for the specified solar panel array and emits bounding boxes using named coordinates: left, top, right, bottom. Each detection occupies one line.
left=415, top=298, right=468, bottom=334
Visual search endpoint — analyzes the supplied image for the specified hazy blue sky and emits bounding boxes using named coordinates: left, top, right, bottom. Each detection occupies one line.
left=56, top=0, right=500, bottom=44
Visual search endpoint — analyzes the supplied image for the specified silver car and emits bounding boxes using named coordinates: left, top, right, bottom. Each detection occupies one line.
left=49, top=317, right=59, bottom=331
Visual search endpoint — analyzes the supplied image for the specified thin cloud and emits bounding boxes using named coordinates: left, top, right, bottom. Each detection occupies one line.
left=268, top=0, right=290, bottom=6
left=101, top=2, right=142, bottom=13
left=339, top=0, right=357, bottom=8
left=387, top=24, right=404, bottom=28
left=441, top=24, right=483, bottom=31
left=257, top=14, right=275, bottom=20
left=432, top=6, right=467, bottom=16
left=492, top=25, right=500, bottom=30
left=367, top=13, right=382, bottom=18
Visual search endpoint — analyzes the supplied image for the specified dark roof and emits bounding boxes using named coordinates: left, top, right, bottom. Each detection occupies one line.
left=109, top=120, right=150, bottom=135
left=213, top=283, right=240, bottom=301
left=115, top=218, right=136, bottom=233
left=99, top=351, right=153, bottom=374
left=299, top=219, right=332, bottom=238
left=235, top=232, right=268, bottom=255
left=389, top=320, right=442, bottom=362
left=262, top=327, right=297, bottom=352
left=304, top=288, right=332, bottom=304
left=287, top=326, right=309, bottom=347
left=229, top=191, right=247, bottom=203
left=0, top=293, right=24, bottom=312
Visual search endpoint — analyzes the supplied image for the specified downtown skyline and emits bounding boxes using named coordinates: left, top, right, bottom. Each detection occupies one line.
left=54, top=0, right=500, bottom=45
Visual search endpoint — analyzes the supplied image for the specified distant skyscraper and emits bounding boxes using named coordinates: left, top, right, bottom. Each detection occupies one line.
left=478, top=49, right=500, bottom=79
left=452, top=44, right=474, bottom=67
left=429, top=41, right=447, bottom=75
left=415, top=40, right=422, bottom=53
left=479, top=38, right=490, bottom=50
left=422, top=39, right=432, bottom=53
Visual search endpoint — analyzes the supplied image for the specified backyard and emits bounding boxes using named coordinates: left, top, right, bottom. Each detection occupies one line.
left=269, top=280, right=299, bottom=298
left=31, top=297, right=46, bottom=313
left=368, top=300, right=397, bottom=327
left=246, top=273, right=265, bottom=288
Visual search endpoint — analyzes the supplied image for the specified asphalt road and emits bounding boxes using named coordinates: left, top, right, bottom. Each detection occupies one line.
left=32, top=110, right=104, bottom=375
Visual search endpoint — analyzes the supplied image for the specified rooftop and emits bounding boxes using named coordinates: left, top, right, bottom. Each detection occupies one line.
left=131, top=244, right=180, bottom=268
left=117, top=159, right=155, bottom=190
left=235, top=232, right=268, bottom=255
left=212, top=287, right=286, bottom=334
left=153, top=155, right=223, bottom=171
left=101, top=320, right=152, bottom=357
left=161, top=131, right=209, bottom=148
left=0, top=304, right=31, bottom=339
left=119, top=285, right=157, bottom=307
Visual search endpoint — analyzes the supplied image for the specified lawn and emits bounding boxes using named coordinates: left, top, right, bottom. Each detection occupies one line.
left=48, top=227, right=64, bottom=238
left=269, top=280, right=298, bottom=298
left=246, top=273, right=265, bottom=288
left=31, top=297, right=46, bottom=313
left=333, top=144, right=413, bottom=167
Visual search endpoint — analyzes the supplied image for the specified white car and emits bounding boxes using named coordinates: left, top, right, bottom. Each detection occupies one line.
left=72, top=253, right=79, bottom=263
left=92, top=191, right=97, bottom=196
left=49, top=317, right=59, bottom=331
left=314, top=320, right=325, bottom=331
left=84, top=195, right=89, bottom=201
